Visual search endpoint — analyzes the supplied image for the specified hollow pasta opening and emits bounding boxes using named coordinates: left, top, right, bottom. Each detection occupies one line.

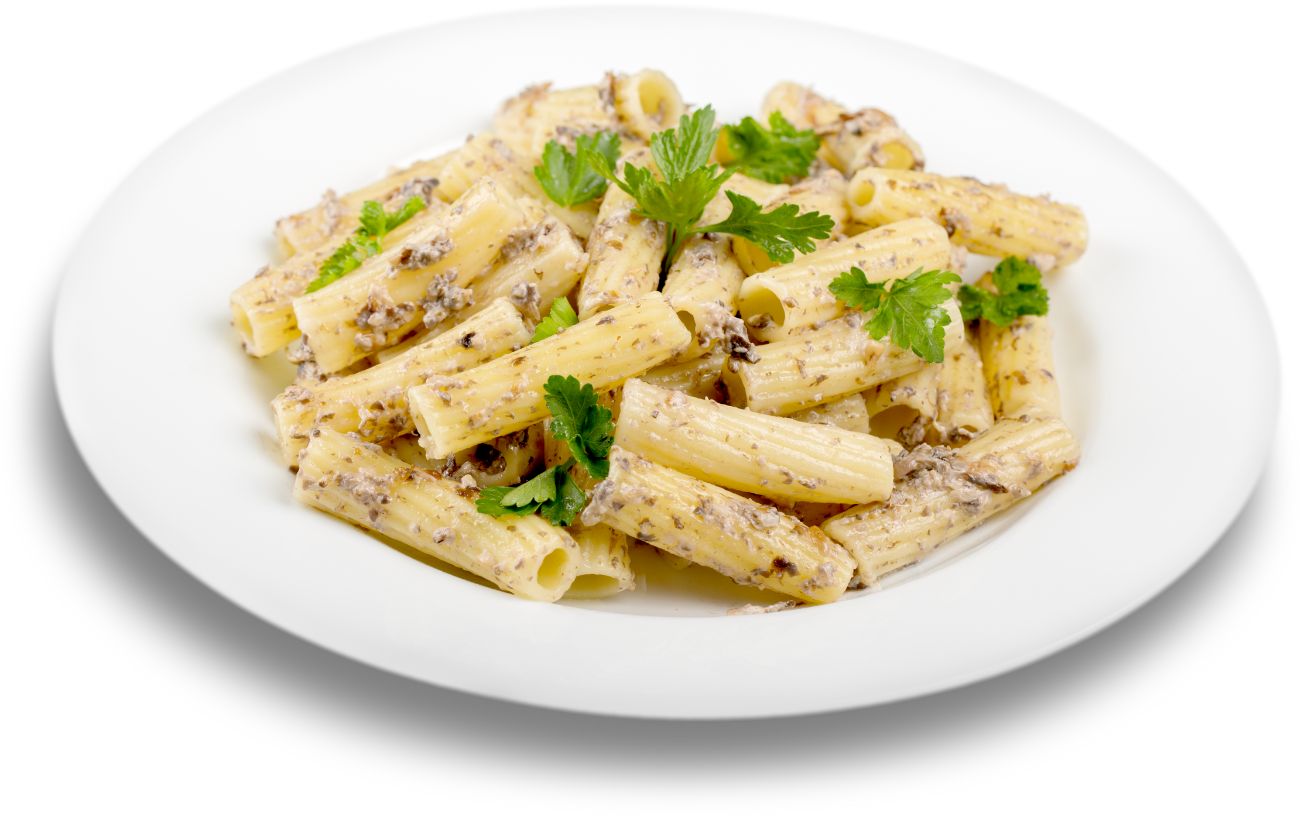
left=851, top=178, right=876, bottom=208
left=535, top=547, right=571, bottom=592
left=880, top=141, right=916, bottom=170
left=738, top=286, right=787, bottom=329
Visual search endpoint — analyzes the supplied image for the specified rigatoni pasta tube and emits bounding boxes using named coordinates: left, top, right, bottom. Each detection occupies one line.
left=865, top=364, right=942, bottom=445
left=491, top=80, right=620, bottom=161
left=759, top=82, right=924, bottom=173
left=295, top=429, right=578, bottom=602
left=435, top=133, right=598, bottom=239
left=847, top=168, right=1088, bottom=270
left=616, top=378, right=894, bottom=505
left=408, top=293, right=691, bottom=458
left=374, top=216, right=587, bottom=362
left=661, top=235, right=745, bottom=360
left=935, top=330, right=994, bottom=442
left=737, top=219, right=951, bottom=341
left=731, top=169, right=848, bottom=276
left=272, top=299, right=531, bottom=464
left=577, top=151, right=667, bottom=317
left=639, top=347, right=727, bottom=401
left=581, top=447, right=856, bottom=603
left=975, top=272, right=1062, bottom=421
left=823, top=417, right=1080, bottom=585
left=233, top=195, right=449, bottom=357
left=293, top=177, right=528, bottom=373
left=541, top=424, right=635, bottom=599
left=788, top=393, right=873, bottom=434
left=274, top=156, right=451, bottom=255
left=723, top=311, right=961, bottom=415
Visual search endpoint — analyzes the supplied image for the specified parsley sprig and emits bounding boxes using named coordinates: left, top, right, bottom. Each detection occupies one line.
left=305, top=197, right=426, bottom=293
left=530, top=297, right=579, bottom=343
left=475, top=376, right=615, bottom=526
left=586, top=106, right=834, bottom=274
left=720, top=111, right=820, bottom=183
left=957, top=257, right=1050, bottom=325
left=828, top=267, right=962, bottom=363
left=534, top=132, right=622, bottom=207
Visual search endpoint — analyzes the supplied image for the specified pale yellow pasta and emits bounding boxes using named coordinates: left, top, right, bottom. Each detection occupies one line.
left=274, top=154, right=453, bottom=255
left=661, top=235, right=746, bottom=360
left=232, top=195, right=449, bottom=357
left=491, top=80, right=621, bottom=161
left=639, top=347, right=727, bottom=400
left=374, top=216, right=587, bottom=361
left=577, top=151, right=667, bottom=317
left=978, top=300, right=1062, bottom=421
left=722, top=307, right=963, bottom=415
left=293, top=177, right=528, bottom=373
left=865, top=364, right=942, bottom=445
left=435, top=133, right=598, bottom=239
left=582, top=447, right=856, bottom=603
left=272, top=298, right=530, bottom=464
left=737, top=218, right=952, bottom=341
left=295, top=429, right=578, bottom=601
left=541, top=423, right=635, bottom=599
left=935, top=330, right=995, bottom=443
left=788, top=393, right=873, bottom=434
left=760, top=82, right=924, bottom=172
left=408, top=293, right=691, bottom=458
left=732, top=169, right=848, bottom=275
left=612, top=69, right=685, bottom=140
left=847, top=168, right=1088, bottom=270
left=616, top=378, right=894, bottom=504
left=823, top=417, right=1080, bottom=585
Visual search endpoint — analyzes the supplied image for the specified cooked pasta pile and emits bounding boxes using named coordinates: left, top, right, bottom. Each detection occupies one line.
left=231, top=70, right=1085, bottom=607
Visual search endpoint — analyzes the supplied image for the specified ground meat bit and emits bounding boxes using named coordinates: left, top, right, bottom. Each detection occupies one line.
left=393, top=231, right=453, bottom=270
left=938, top=207, right=973, bottom=237
left=281, top=384, right=313, bottom=404
left=509, top=281, right=542, bottom=321
left=745, top=313, right=774, bottom=330
left=335, top=470, right=394, bottom=509
left=285, top=336, right=314, bottom=365
left=421, top=273, right=474, bottom=328
left=1026, top=252, right=1058, bottom=273
left=318, top=189, right=343, bottom=234
left=713, top=314, right=760, bottom=364
left=500, top=221, right=554, bottom=261
left=800, top=561, right=839, bottom=593
left=357, top=287, right=417, bottom=334
left=295, top=360, right=326, bottom=383
left=391, top=177, right=440, bottom=205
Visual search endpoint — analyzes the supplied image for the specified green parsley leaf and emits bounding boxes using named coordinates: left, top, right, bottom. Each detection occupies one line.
left=304, top=195, right=427, bottom=293
left=531, top=297, right=579, bottom=343
left=543, top=375, right=615, bottom=480
left=650, top=106, right=720, bottom=185
left=534, top=132, right=622, bottom=207
left=537, top=464, right=587, bottom=527
left=721, top=111, right=820, bottom=183
left=475, top=462, right=586, bottom=527
left=698, top=192, right=835, bottom=265
left=830, top=267, right=961, bottom=363
left=958, top=256, right=1050, bottom=325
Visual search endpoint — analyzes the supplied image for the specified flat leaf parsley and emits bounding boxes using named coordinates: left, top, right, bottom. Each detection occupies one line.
left=530, top=297, right=579, bottom=343
left=533, top=131, right=622, bottom=208
left=475, top=375, right=614, bottom=526
left=957, top=256, right=1050, bottom=325
left=828, top=267, right=961, bottom=363
left=305, top=196, right=427, bottom=293
left=586, top=106, right=833, bottom=274
left=720, top=111, right=820, bottom=183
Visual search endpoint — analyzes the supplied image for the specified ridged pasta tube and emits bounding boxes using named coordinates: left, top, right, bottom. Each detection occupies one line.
left=616, top=378, right=894, bottom=504
left=612, top=69, right=686, bottom=140
left=274, top=154, right=453, bottom=256
left=823, top=417, right=1080, bottom=585
left=577, top=150, right=667, bottom=317
left=292, top=177, right=528, bottom=373
left=865, top=364, right=942, bottom=445
left=639, top=348, right=727, bottom=401
left=847, top=168, right=1088, bottom=270
left=974, top=272, right=1062, bottom=420
left=760, top=82, right=925, bottom=173
left=408, top=293, right=691, bottom=458
left=272, top=299, right=531, bottom=464
left=295, top=429, right=578, bottom=602
left=737, top=218, right=952, bottom=341
left=788, top=393, right=873, bottom=434
left=662, top=236, right=746, bottom=361
left=935, top=330, right=995, bottom=442
left=582, top=446, right=856, bottom=603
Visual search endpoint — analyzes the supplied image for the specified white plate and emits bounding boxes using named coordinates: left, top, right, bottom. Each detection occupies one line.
left=53, top=8, right=1278, bottom=718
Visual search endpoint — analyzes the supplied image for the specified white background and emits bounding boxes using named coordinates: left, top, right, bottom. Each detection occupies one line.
left=4, top=0, right=1296, bottom=813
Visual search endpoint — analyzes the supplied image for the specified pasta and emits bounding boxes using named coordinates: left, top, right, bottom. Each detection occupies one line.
left=847, top=168, right=1088, bottom=271
left=231, top=70, right=1086, bottom=608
